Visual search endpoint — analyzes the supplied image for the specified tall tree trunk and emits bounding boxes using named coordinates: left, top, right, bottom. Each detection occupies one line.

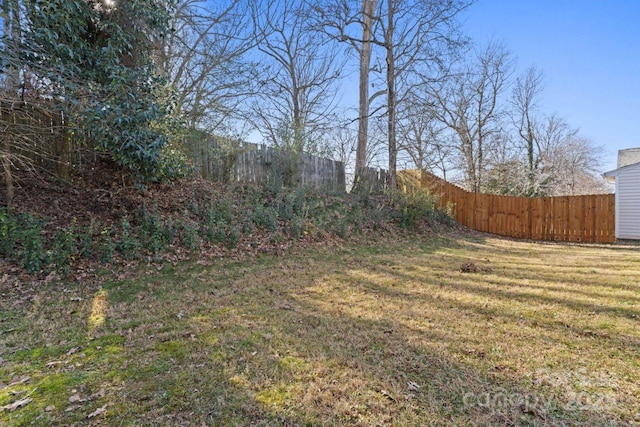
left=2, top=0, right=20, bottom=207
left=385, top=0, right=396, bottom=191
left=526, top=120, right=535, bottom=195
left=463, top=137, right=476, bottom=192
left=476, top=135, right=483, bottom=193
left=292, top=85, right=304, bottom=153
left=6, top=0, right=21, bottom=92
left=353, top=0, right=376, bottom=190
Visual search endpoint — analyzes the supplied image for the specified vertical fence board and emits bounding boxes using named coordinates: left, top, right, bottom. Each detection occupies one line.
left=545, top=197, right=554, bottom=241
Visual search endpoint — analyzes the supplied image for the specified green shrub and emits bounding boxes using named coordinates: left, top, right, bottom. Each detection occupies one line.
left=277, top=187, right=312, bottom=222
left=368, top=202, right=389, bottom=230
left=50, top=222, right=79, bottom=274
left=156, top=143, right=194, bottom=183
left=78, top=223, right=96, bottom=260
left=266, top=147, right=301, bottom=191
left=137, top=206, right=165, bottom=254
left=181, top=218, right=201, bottom=250
left=118, top=216, right=141, bottom=260
left=205, top=220, right=241, bottom=248
left=205, top=199, right=234, bottom=224
left=203, top=201, right=234, bottom=246
left=223, top=224, right=241, bottom=249
left=253, top=204, right=279, bottom=231
left=277, top=194, right=295, bottom=222
left=99, top=227, right=116, bottom=263
left=163, top=218, right=177, bottom=245
left=239, top=211, right=255, bottom=234
left=394, top=189, right=438, bottom=229
left=328, top=212, right=349, bottom=239
left=18, top=213, right=47, bottom=273
left=205, top=220, right=224, bottom=245
left=287, top=216, right=307, bottom=239
left=0, top=209, right=18, bottom=259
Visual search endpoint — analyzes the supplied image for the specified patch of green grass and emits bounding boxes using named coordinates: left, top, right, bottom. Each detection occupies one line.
left=10, top=345, right=69, bottom=366
left=1, top=232, right=639, bottom=425
left=154, top=340, right=191, bottom=363
left=255, top=384, right=291, bottom=409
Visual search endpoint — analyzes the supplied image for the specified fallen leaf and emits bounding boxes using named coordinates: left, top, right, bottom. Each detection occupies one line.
left=45, top=405, right=55, bottom=412
left=87, top=405, right=107, bottom=418
left=1, top=397, right=32, bottom=412
left=9, top=376, right=30, bottom=387
left=406, top=381, right=421, bottom=392
left=66, top=347, right=81, bottom=356
left=69, top=394, right=82, bottom=403
left=90, top=389, right=106, bottom=399
left=45, top=271, right=59, bottom=284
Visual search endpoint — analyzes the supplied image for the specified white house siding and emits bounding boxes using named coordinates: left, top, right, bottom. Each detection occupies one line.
left=616, top=163, right=640, bottom=240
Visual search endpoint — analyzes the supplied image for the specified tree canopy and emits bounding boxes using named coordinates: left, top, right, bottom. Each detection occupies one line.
left=2, top=0, right=183, bottom=184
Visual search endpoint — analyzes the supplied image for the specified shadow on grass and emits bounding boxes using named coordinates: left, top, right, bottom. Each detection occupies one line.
left=2, top=233, right=636, bottom=426
left=368, top=242, right=640, bottom=322
left=144, top=237, right=630, bottom=425
left=197, top=278, right=622, bottom=425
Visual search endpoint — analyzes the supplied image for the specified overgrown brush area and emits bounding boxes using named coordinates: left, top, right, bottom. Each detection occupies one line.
left=0, top=162, right=448, bottom=279
left=1, top=233, right=639, bottom=425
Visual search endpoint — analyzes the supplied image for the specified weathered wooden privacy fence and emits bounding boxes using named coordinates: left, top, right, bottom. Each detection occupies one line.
left=194, top=139, right=346, bottom=192
left=354, top=167, right=389, bottom=193
left=406, top=170, right=615, bottom=243
left=1, top=104, right=347, bottom=192
left=0, top=100, right=89, bottom=179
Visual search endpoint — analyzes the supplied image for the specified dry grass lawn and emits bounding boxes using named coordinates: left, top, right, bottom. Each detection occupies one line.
left=1, top=232, right=639, bottom=426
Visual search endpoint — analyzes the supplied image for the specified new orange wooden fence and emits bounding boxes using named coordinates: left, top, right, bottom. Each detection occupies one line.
left=402, top=170, right=615, bottom=243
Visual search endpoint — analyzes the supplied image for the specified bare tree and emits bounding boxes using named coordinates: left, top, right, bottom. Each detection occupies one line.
left=396, top=90, right=450, bottom=175
left=510, top=66, right=547, bottom=195
left=310, top=0, right=380, bottom=188
left=431, top=42, right=513, bottom=192
left=156, top=0, right=259, bottom=131
left=551, top=136, right=609, bottom=195
left=322, top=121, right=357, bottom=187
left=357, top=0, right=378, bottom=184
left=536, top=115, right=609, bottom=195
left=251, top=0, right=346, bottom=154
left=486, top=112, right=610, bottom=196
left=373, top=0, right=471, bottom=190
left=312, top=0, right=470, bottom=190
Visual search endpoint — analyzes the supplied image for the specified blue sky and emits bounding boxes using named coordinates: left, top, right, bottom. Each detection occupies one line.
left=463, top=0, right=640, bottom=172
